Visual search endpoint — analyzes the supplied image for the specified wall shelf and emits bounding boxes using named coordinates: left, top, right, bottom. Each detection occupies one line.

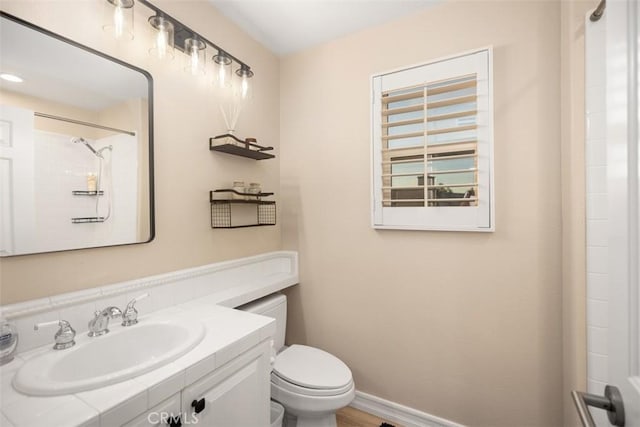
left=211, top=189, right=274, bottom=199
left=210, top=190, right=276, bottom=228
left=209, top=134, right=275, bottom=160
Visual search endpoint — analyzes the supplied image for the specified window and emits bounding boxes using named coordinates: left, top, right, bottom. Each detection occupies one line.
left=371, top=48, right=494, bottom=231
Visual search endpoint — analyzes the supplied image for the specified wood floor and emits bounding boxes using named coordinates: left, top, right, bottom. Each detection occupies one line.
left=336, top=407, right=399, bottom=427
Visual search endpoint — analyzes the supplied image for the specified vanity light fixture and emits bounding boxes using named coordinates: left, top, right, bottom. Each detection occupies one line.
left=103, top=0, right=134, bottom=41
left=148, top=14, right=174, bottom=60
left=0, top=73, right=23, bottom=83
left=103, top=0, right=254, bottom=93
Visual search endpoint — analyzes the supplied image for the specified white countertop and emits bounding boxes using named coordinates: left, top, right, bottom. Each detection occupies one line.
left=0, top=300, right=277, bottom=427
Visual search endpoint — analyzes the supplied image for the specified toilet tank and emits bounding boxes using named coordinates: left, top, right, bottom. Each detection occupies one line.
left=238, top=293, right=287, bottom=351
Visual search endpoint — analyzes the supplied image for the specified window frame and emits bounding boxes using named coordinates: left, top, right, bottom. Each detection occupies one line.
left=370, top=47, right=495, bottom=232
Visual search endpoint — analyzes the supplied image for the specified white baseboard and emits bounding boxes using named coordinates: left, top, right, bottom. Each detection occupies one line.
left=349, top=390, right=465, bottom=427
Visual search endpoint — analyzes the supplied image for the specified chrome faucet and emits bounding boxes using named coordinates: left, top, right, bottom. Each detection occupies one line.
left=122, top=293, right=149, bottom=327
left=88, top=306, right=122, bottom=337
left=34, top=320, right=76, bottom=350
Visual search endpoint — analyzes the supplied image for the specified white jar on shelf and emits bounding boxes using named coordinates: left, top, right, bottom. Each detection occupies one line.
left=248, top=183, right=261, bottom=200
left=232, top=181, right=245, bottom=200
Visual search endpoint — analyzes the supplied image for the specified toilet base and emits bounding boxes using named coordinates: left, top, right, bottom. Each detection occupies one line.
left=272, top=377, right=354, bottom=427
left=283, top=411, right=337, bottom=427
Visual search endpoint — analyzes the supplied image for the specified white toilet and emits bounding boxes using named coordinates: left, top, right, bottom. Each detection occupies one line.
left=240, top=293, right=355, bottom=427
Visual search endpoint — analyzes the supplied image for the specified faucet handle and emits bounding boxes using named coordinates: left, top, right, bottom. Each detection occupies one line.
left=34, top=320, right=76, bottom=350
left=122, top=293, right=149, bottom=327
left=34, top=320, right=61, bottom=331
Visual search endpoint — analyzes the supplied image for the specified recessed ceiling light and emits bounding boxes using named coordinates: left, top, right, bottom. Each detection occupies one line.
left=0, top=73, right=24, bottom=83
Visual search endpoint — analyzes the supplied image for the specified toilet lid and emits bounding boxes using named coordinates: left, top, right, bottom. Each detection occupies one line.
left=273, top=345, right=352, bottom=390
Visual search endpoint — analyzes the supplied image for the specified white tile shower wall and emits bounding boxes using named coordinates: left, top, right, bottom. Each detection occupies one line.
left=0, top=251, right=298, bottom=354
left=33, top=131, right=138, bottom=253
left=585, top=13, right=609, bottom=417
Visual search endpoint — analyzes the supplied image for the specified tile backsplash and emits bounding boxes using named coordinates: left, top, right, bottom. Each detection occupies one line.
left=0, top=251, right=298, bottom=354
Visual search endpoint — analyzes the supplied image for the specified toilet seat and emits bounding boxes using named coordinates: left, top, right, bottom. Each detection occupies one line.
left=272, top=345, right=353, bottom=395
left=271, top=372, right=354, bottom=397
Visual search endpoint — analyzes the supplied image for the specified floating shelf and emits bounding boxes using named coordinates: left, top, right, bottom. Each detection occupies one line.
left=210, top=190, right=276, bottom=228
left=209, top=134, right=275, bottom=160
left=72, top=190, right=104, bottom=196
left=211, top=189, right=274, bottom=200
left=71, top=217, right=106, bottom=224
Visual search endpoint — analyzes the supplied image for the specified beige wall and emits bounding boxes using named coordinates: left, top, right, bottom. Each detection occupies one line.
left=1, top=89, right=103, bottom=139
left=0, top=0, right=281, bottom=303
left=280, top=1, right=566, bottom=426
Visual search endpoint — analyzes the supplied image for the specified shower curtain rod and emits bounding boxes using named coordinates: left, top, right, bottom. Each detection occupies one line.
left=590, top=0, right=606, bottom=22
left=35, top=112, right=136, bottom=136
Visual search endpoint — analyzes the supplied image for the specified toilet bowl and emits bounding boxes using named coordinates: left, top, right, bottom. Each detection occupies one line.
left=239, top=294, right=355, bottom=427
left=271, top=344, right=355, bottom=427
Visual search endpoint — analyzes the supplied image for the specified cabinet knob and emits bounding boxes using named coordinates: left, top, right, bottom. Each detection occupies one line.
left=168, top=415, right=182, bottom=427
left=191, top=398, right=206, bottom=414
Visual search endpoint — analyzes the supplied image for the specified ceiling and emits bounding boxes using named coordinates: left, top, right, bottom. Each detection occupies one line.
left=208, top=0, right=441, bottom=56
left=0, top=16, right=148, bottom=111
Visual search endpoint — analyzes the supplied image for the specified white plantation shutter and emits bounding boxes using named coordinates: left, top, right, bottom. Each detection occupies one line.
left=371, top=48, right=494, bottom=231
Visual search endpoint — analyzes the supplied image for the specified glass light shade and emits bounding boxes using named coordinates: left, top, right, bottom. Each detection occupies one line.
left=184, top=37, right=206, bottom=75
left=235, top=66, right=254, bottom=100
left=212, top=51, right=232, bottom=89
left=148, top=15, right=174, bottom=60
left=103, top=0, right=134, bottom=41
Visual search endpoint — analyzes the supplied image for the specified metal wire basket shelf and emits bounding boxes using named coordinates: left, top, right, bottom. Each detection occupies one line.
left=209, top=190, right=276, bottom=228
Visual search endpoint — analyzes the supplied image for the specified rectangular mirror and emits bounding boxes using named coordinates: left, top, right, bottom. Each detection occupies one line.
left=0, top=12, right=154, bottom=256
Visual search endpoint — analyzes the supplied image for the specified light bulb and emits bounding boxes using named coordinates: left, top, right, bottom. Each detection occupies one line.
left=219, top=65, right=227, bottom=86
left=0, top=73, right=23, bottom=83
left=190, top=46, right=199, bottom=75
left=114, top=5, right=124, bottom=38
left=241, top=75, right=249, bottom=99
left=156, top=25, right=168, bottom=58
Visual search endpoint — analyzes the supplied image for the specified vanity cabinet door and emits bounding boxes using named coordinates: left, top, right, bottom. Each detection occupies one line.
left=182, top=340, right=271, bottom=427
left=123, top=393, right=182, bottom=427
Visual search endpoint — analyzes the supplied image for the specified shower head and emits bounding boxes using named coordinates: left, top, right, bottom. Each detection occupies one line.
left=96, top=145, right=113, bottom=157
left=72, top=137, right=103, bottom=158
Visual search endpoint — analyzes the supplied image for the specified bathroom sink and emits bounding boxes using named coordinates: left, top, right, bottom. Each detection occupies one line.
left=13, top=316, right=205, bottom=396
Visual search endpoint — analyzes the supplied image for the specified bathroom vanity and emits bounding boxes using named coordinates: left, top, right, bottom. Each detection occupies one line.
left=0, top=251, right=298, bottom=427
